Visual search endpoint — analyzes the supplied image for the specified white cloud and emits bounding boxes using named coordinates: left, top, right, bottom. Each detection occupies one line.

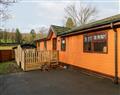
left=35, top=0, right=82, bottom=25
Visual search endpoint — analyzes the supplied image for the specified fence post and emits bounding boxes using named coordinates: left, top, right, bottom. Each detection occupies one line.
left=24, top=50, right=26, bottom=71
left=57, top=50, right=59, bottom=65
left=22, top=50, right=26, bottom=71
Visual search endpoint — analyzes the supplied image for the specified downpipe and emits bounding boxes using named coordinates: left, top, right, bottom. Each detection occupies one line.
left=111, top=23, right=119, bottom=84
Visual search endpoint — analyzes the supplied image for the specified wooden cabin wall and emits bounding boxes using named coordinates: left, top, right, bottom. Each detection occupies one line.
left=59, top=29, right=117, bottom=78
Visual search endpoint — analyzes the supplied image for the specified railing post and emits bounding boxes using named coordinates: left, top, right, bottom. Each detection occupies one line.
left=48, top=50, right=51, bottom=65
left=57, top=50, right=59, bottom=65
left=21, top=50, right=24, bottom=71
left=23, top=51, right=26, bottom=71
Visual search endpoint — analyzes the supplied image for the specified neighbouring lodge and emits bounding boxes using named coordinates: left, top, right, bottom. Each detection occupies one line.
left=35, top=14, right=120, bottom=83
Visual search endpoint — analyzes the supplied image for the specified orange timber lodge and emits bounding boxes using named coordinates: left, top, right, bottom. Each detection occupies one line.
left=35, top=14, right=120, bottom=84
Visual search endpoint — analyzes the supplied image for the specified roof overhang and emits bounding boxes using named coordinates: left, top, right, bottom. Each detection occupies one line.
left=61, top=21, right=120, bottom=37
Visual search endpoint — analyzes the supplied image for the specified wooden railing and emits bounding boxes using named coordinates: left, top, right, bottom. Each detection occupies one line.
left=15, top=48, right=59, bottom=71
left=24, top=50, right=58, bottom=63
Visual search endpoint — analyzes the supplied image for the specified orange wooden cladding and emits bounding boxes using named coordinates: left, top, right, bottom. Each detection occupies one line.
left=36, top=28, right=120, bottom=78
left=0, top=50, right=15, bottom=62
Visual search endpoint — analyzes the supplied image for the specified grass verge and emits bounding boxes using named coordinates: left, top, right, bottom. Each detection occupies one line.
left=0, top=61, right=22, bottom=75
left=0, top=46, right=16, bottom=50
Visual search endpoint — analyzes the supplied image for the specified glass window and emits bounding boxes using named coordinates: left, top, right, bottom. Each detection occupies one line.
left=83, top=32, right=107, bottom=53
left=61, top=37, right=66, bottom=51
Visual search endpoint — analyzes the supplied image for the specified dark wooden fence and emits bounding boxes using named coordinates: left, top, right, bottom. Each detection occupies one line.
left=0, top=50, right=15, bottom=62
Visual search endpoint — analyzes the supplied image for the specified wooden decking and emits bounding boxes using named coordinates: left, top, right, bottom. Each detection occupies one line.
left=15, top=46, right=59, bottom=71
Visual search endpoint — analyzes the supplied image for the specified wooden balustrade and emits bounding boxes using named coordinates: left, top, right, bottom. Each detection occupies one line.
left=15, top=48, right=59, bottom=71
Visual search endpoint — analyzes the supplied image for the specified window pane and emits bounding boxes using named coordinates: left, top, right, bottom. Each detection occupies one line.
left=94, top=35, right=97, bottom=40
left=88, top=36, right=92, bottom=42
left=62, top=40, right=65, bottom=44
left=101, top=34, right=106, bottom=39
left=84, top=35, right=92, bottom=52
left=61, top=38, right=66, bottom=51
left=84, top=42, right=92, bottom=51
left=84, top=37, right=87, bottom=42
left=97, top=35, right=101, bottom=39
left=94, top=42, right=107, bottom=52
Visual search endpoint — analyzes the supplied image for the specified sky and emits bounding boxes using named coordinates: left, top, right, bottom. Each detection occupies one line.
left=1, top=0, right=120, bottom=33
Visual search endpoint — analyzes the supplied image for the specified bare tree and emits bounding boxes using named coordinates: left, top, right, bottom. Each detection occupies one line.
left=0, top=0, right=16, bottom=21
left=37, top=27, right=48, bottom=39
left=0, top=0, right=16, bottom=4
left=64, top=3, right=98, bottom=26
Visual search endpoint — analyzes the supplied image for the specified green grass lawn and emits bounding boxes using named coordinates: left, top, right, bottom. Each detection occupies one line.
left=0, top=39, right=15, bottom=43
left=0, top=61, right=22, bottom=74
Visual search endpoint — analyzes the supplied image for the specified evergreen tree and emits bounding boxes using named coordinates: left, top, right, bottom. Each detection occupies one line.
left=15, top=28, right=22, bottom=44
left=30, top=29, right=36, bottom=42
left=66, top=17, right=74, bottom=28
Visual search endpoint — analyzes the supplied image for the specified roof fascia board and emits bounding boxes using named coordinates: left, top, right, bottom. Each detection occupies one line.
left=47, top=26, right=57, bottom=40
